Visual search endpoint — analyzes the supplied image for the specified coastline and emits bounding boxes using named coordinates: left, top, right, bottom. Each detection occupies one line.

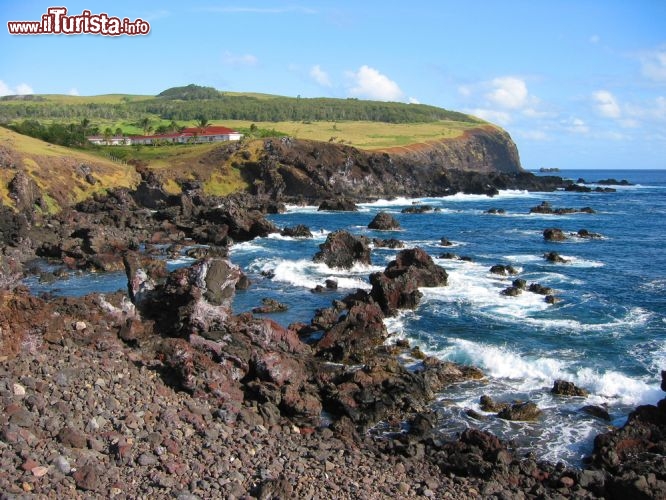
left=1, top=170, right=665, bottom=498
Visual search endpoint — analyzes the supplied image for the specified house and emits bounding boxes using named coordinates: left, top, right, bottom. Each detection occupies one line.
left=87, top=125, right=243, bottom=146
left=87, top=135, right=132, bottom=146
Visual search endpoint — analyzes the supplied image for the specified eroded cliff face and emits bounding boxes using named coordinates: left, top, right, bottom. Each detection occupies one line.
left=236, top=126, right=547, bottom=203
left=378, top=126, right=522, bottom=174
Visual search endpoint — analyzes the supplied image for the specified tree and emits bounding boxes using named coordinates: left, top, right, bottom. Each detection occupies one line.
left=103, top=127, right=113, bottom=144
left=196, top=116, right=209, bottom=134
left=139, top=117, right=151, bottom=135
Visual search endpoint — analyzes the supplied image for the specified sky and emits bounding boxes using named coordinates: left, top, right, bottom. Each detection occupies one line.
left=1, top=1, right=665, bottom=169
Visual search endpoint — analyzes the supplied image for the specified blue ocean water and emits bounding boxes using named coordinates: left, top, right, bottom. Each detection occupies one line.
left=26, top=169, right=666, bottom=465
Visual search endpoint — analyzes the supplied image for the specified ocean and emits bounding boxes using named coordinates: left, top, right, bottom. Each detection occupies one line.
left=26, top=169, right=666, bottom=466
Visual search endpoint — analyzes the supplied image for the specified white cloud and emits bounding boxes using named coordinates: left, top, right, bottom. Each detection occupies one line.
left=310, top=65, right=331, bottom=87
left=589, top=35, right=600, bottom=44
left=222, top=51, right=258, bottom=67
left=408, top=97, right=420, bottom=104
left=593, top=90, right=621, bottom=118
left=0, top=81, right=33, bottom=96
left=486, top=76, right=529, bottom=109
left=0, top=80, right=11, bottom=96
left=68, top=88, right=79, bottom=96
left=347, top=65, right=404, bottom=101
left=469, top=108, right=512, bottom=125
left=639, top=48, right=666, bottom=82
left=565, top=117, right=589, bottom=134
left=15, top=83, right=33, bottom=95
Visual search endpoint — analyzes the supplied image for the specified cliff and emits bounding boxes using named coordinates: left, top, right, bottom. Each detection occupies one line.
left=230, top=126, right=560, bottom=202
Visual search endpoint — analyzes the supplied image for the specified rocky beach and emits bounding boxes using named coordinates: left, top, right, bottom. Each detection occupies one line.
left=1, top=137, right=665, bottom=499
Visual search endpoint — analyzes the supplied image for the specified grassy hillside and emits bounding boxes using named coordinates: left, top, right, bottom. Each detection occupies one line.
left=0, top=127, right=138, bottom=212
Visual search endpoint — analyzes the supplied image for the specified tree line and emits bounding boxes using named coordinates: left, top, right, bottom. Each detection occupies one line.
left=0, top=93, right=480, bottom=125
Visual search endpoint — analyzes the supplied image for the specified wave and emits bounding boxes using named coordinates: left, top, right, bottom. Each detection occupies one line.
left=439, top=338, right=660, bottom=405
left=249, top=258, right=380, bottom=290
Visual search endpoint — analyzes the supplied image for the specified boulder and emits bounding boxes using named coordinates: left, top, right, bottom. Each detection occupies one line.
left=372, top=238, right=404, bottom=249
left=490, top=264, right=519, bottom=276
left=544, top=228, right=567, bottom=241
left=370, top=248, right=448, bottom=316
left=368, top=211, right=401, bottom=230
left=281, top=224, right=313, bottom=238
left=440, top=237, right=454, bottom=247
left=544, top=251, right=569, bottom=263
left=577, top=229, right=603, bottom=239
left=313, top=230, right=371, bottom=269
left=479, top=395, right=509, bottom=413
left=315, top=300, right=388, bottom=363
left=8, top=170, right=43, bottom=214
left=529, top=283, right=555, bottom=296
left=551, top=379, right=589, bottom=397
left=401, top=205, right=434, bottom=214
left=252, top=298, right=289, bottom=314
left=497, top=402, right=542, bottom=421
left=318, top=199, right=358, bottom=211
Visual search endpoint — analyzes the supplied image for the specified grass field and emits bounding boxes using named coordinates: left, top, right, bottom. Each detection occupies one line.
left=0, top=127, right=138, bottom=212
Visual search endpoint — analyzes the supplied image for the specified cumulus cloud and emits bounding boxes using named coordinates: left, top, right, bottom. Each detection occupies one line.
left=593, top=90, right=621, bottom=118
left=68, top=88, right=79, bottom=96
left=469, top=108, right=512, bottom=125
left=310, top=65, right=331, bottom=87
left=639, top=48, right=666, bottom=82
left=347, top=65, right=404, bottom=101
left=0, top=80, right=33, bottom=96
left=565, top=117, right=590, bottom=134
left=408, top=97, right=420, bottom=104
left=486, top=76, right=529, bottom=109
left=222, top=51, right=258, bottom=67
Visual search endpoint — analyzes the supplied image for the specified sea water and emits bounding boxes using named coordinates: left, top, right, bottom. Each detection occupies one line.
left=26, top=169, right=666, bottom=465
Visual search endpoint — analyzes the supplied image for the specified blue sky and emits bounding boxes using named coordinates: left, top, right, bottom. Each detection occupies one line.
left=2, top=1, right=665, bottom=169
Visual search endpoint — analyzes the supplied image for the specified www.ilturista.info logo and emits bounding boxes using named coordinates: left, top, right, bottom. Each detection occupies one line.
left=7, top=7, right=150, bottom=36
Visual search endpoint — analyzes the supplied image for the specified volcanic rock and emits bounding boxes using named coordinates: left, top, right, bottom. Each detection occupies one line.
left=313, top=230, right=371, bottom=269
left=543, top=228, right=567, bottom=241
left=368, top=211, right=401, bottom=230
left=318, top=199, right=358, bottom=211
left=551, top=379, right=589, bottom=397
left=497, top=402, right=542, bottom=421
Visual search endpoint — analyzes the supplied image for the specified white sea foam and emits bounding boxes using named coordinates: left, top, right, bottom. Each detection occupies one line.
left=229, top=240, right=265, bottom=253
left=358, top=197, right=425, bottom=207
left=251, top=258, right=379, bottom=290
left=437, top=338, right=660, bottom=405
left=284, top=204, right=319, bottom=212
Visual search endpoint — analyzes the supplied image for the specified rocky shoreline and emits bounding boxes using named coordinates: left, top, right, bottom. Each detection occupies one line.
left=1, top=170, right=665, bottom=498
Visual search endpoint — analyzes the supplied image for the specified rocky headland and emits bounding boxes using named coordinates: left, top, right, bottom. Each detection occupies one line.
left=1, top=129, right=663, bottom=498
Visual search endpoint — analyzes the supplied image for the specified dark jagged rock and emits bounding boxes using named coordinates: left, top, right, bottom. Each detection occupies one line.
left=531, top=201, right=597, bottom=215
left=372, top=237, right=404, bottom=249
left=440, top=237, right=454, bottom=247
left=8, top=170, right=43, bottom=214
left=370, top=248, right=448, bottom=316
left=544, top=251, right=569, bottom=263
left=528, top=283, right=555, bottom=296
left=401, top=205, right=434, bottom=214
left=513, top=278, right=527, bottom=289
left=551, top=379, right=589, bottom=397
left=479, top=395, right=509, bottom=413
left=485, top=208, right=506, bottom=214
left=501, top=286, right=522, bottom=296
left=280, top=224, right=313, bottom=238
left=544, top=228, right=567, bottom=241
left=313, top=230, right=371, bottom=269
left=577, top=228, right=603, bottom=239
left=315, top=300, right=387, bottom=363
left=497, top=402, right=542, bottom=421
left=489, top=264, right=519, bottom=276
left=318, top=199, right=358, bottom=211
left=252, top=298, right=289, bottom=314
left=368, top=211, right=401, bottom=230
left=581, top=405, right=611, bottom=421
left=597, top=178, right=633, bottom=186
